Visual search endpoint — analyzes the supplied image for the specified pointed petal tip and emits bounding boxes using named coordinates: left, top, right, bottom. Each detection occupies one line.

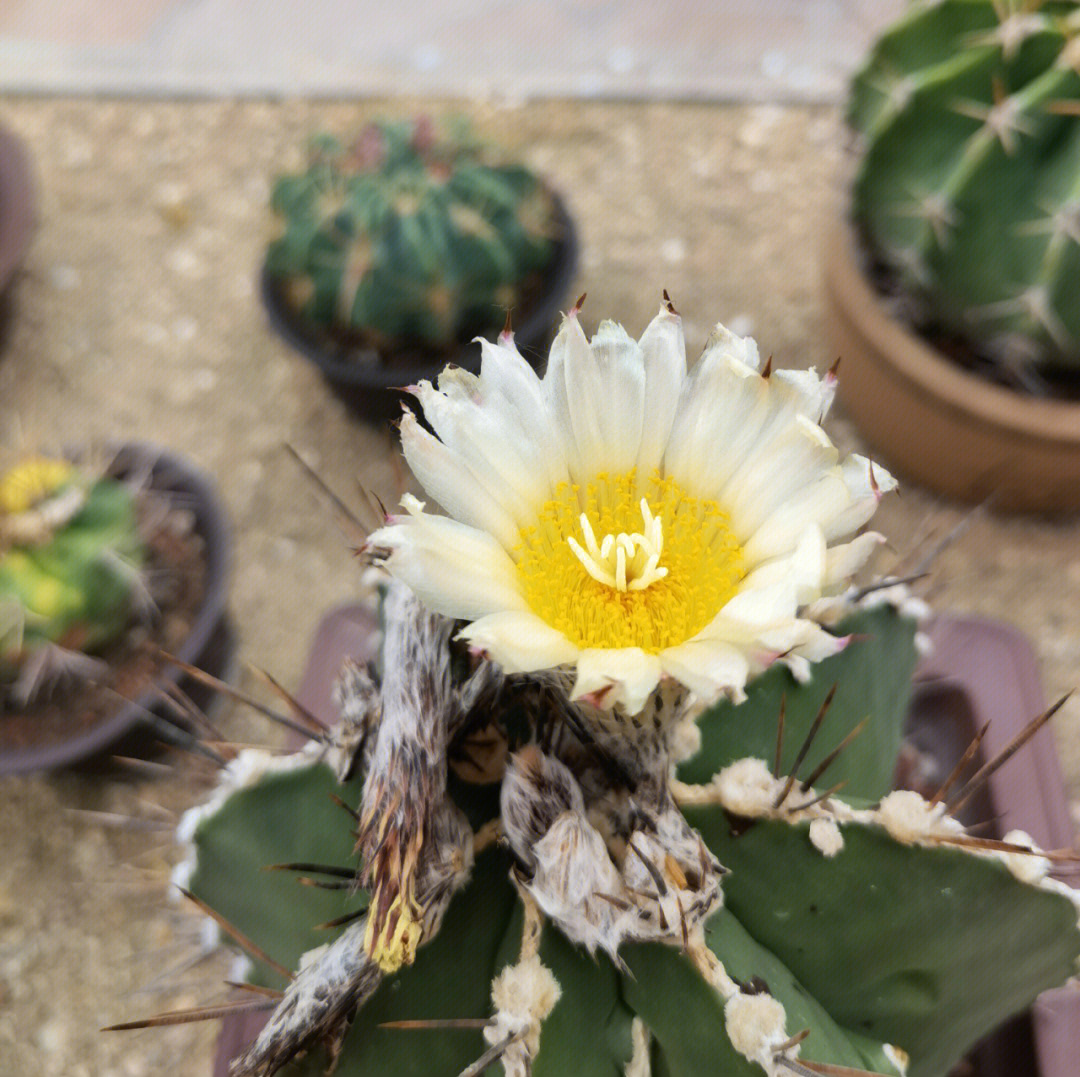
left=662, top=289, right=680, bottom=316
left=500, top=307, right=514, bottom=341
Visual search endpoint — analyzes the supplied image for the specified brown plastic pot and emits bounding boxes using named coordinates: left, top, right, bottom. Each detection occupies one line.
left=0, top=124, right=35, bottom=306
left=904, top=615, right=1080, bottom=1077
left=0, top=443, right=233, bottom=776
left=822, top=220, right=1080, bottom=513
left=214, top=611, right=1079, bottom=1076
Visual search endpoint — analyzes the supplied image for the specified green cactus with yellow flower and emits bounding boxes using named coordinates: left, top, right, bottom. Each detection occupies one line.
left=0, top=456, right=146, bottom=699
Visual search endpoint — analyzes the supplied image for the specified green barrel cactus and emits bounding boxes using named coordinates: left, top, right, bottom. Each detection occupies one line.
left=848, top=0, right=1080, bottom=381
left=0, top=457, right=146, bottom=695
left=157, top=594, right=1080, bottom=1077
left=266, top=118, right=560, bottom=350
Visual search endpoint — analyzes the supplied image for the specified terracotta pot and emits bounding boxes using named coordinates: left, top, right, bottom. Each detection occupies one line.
left=214, top=610, right=1079, bottom=1076
left=0, top=124, right=35, bottom=304
left=260, top=193, right=579, bottom=423
left=822, top=219, right=1080, bottom=513
left=0, top=443, right=233, bottom=776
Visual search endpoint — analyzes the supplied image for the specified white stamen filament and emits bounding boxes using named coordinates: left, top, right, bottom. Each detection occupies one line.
left=567, top=499, right=669, bottom=592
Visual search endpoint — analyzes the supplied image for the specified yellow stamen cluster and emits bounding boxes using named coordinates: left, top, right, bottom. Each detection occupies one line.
left=514, top=470, right=745, bottom=652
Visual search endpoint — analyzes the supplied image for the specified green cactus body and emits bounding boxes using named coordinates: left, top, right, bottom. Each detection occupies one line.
left=848, top=1, right=1080, bottom=378
left=181, top=605, right=1080, bottom=1077
left=266, top=119, right=558, bottom=349
left=0, top=464, right=145, bottom=679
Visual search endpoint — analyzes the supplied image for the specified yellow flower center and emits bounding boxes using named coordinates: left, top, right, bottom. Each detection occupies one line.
left=0, top=458, right=76, bottom=515
left=514, top=470, right=745, bottom=653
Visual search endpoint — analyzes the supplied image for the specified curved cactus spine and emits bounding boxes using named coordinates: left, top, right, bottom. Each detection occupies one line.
left=848, top=1, right=1080, bottom=380
left=0, top=457, right=146, bottom=694
left=266, top=118, right=559, bottom=349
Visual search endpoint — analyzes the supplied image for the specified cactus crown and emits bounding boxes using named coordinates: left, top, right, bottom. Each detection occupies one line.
left=0, top=456, right=146, bottom=695
left=848, top=0, right=1080, bottom=387
left=266, top=117, right=559, bottom=350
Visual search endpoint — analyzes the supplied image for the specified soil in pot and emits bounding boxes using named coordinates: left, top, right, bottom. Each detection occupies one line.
left=0, top=445, right=233, bottom=775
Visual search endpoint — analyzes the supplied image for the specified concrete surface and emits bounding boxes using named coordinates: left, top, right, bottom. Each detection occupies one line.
left=0, top=95, right=1078, bottom=1076
left=0, top=0, right=909, bottom=100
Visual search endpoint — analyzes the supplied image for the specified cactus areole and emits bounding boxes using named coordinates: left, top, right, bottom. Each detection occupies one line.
left=118, top=303, right=1080, bottom=1077
left=848, top=0, right=1080, bottom=390
left=265, top=118, right=561, bottom=354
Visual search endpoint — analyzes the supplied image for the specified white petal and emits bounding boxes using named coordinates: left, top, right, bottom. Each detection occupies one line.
left=570, top=648, right=663, bottom=715
left=664, top=345, right=768, bottom=498
left=543, top=311, right=594, bottom=481
left=717, top=579, right=800, bottom=628
left=771, top=367, right=837, bottom=424
left=368, top=510, right=528, bottom=621
left=659, top=638, right=750, bottom=705
left=400, top=410, right=519, bottom=551
left=635, top=305, right=686, bottom=479
left=822, top=455, right=897, bottom=541
left=478, top=336, right=569, bottom=492
left=702, top=321, right=762, bottom=372
left=738, top=525, right=826, bottom=605
left=457, top=611, right=579, bottom=672
left=742, top=471, right=852, bottom=566
left=721, top=417, right=839, bottom=542
left=555, top=319, right=645, bottom=480
left=824, top=532, right=885, bottom=587
left=414, top=377, right=549, bottom=524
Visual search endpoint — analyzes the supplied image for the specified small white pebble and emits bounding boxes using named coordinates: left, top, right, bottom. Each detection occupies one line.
left=50, top=265, right=81, bottom=291
left=727, top=313, right=755, bottom=338
left=660, top=238, right=687, bottom=265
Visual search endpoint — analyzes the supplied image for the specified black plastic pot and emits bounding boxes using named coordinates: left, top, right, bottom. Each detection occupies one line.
left=260, top=194, right=579, bottom=424
left=0, top=443, right=233, bottom=776
left=0, top=123, right=35, bottom=335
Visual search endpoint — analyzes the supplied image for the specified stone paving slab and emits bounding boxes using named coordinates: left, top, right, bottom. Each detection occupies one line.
left=0, top=0, right=909, bottom=100
left=0, top=95, right=1078, bottom=1077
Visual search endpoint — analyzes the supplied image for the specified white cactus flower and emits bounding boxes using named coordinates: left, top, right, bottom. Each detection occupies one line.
left=368, top=300, right=893, bottom=716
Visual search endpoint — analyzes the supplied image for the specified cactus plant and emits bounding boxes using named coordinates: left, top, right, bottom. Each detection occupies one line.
left=265, top=118, right=560, bottom=351
left=0, top=456, right=146, bottom=699
left=848, top=0, right=1080, bottom=385
left=122, top=307, right=1080, bottom=1077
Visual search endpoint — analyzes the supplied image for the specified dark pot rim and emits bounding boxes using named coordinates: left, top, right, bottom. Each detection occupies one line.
left=0, top=124, right=36, bottom=296
left=259, top=190, right=580, bottom=391
left=0, top=442, right=232, bottom=777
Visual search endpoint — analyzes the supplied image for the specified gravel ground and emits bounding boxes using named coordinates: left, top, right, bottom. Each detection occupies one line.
left=0, top=97, right=1078, bottom=1077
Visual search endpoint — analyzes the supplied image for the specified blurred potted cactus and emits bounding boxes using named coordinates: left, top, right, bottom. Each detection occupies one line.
left=110, top=305, right=1080, bottom=1077
left=823, top=0, right=1080, bottom=511
left=0, top=444, right=231, bottom=775
left=261, top=116, right=578, bottom=420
